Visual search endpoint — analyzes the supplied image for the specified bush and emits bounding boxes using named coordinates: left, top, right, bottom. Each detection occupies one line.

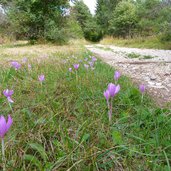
left=83, top=20, right=103, bottom=42
left=159, top=23, right=171, bottom=42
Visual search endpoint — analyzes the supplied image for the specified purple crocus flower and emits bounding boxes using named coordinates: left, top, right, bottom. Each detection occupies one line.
left=73, top=64, right=79, bottom=70
left=3, top=89, right=14, bottom=103
left=84, top=64, right=89, bottom=70
left=108, top=83, right=120, bottom=97
left=104, top=90, right=110, bottom=101
left=3, top=89, right=14, bottom=98
left=89, top=61, right=94, bottom=68
left=0, top=115, right=13, bottom=138
left=92, top=57, right=97, bottom=62
left=22, top=58, right=28, bottom=63
left=114, top=71, right=121, bottom=81
left=69, top=68, right=72, bottom=72
left=139, top=84, right=145, bottom=93
left=11, top=61, right=21, bottom=70
left=28, top=64, right=32, bottom=69
left=38, top=74, right=45, bottom=82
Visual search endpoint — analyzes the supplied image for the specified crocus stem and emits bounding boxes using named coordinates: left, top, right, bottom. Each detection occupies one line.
left=1, top=138, right=6, bottom=171
left=107, top=100, right=110, bottom=120
left=141, top=94, right=144, bottom=104
left=109, top=99, right=113, bottom=122
left=76, top=71, right=78, bottom=82
left=8, top=102, right=13, bottom=114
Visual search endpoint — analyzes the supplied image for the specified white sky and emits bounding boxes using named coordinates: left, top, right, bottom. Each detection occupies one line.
left=70, top=0, right=97, bottom=15
left=83, top=0, right=97, bottom=15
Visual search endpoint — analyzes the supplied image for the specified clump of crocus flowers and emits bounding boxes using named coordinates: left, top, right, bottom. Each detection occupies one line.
left=0, top=115, right=13, bottom=171
left=104, top=83, right=120, bottom=122
left=11, top=61, right=21, bottom=70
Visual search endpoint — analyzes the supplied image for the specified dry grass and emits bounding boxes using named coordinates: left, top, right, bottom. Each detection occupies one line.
left=0, top=40, right=88, bottom=63
left=100, top=36, right=171, bottom=50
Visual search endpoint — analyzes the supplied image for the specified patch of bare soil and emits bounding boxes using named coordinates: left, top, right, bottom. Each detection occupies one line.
left=86, top=45, right=171, bottom=107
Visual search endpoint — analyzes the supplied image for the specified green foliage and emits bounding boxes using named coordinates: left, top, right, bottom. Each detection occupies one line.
left=73, top=0, right=103, bottom=42
left=96, top=0, right=171, bottom=44
left=83, top=20, right=103, bottom=42
left=109, top=1, right=138, bottom=38
left=96, top=0, right=121, bottom=34
left=0, top=0, right=70, bottom=43
left=136, top=0, right=170, bottom=36
left=66, top=14, right=84, bottom=39
left=159, top=23, right=171, bottom=42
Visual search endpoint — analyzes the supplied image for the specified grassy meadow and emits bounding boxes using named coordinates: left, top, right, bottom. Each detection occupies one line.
left=0, top=42, right=171, bottom=170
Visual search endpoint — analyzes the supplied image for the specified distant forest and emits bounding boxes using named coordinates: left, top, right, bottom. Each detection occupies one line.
left=0, top=0, right=170, bottom=43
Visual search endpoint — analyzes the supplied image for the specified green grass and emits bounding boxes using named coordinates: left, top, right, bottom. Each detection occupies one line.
left=101, top=36, right=171, bottom=50
left=127, top=53, right=154, bottom=60
left=127, top=53, right=141, bottom=59
left=0, top=43, right=171, bottom=170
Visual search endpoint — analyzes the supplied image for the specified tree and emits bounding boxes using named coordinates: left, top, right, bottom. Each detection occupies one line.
left=109, top=1, right=138, bottom=38
left=73, top=0, right=103, bottom=42
left=96, top=0, right=121, bottom=34
left=0, top=0, right=70, bottom=43
left=73, top=0, right=92, bottom=29
left=136, top=0, right=171, bottom=38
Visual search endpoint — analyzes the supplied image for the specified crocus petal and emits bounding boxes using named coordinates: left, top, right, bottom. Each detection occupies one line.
left=139, top=85, right=145, bottom=93
left=108, top=83, right=120, bottom=97
left=9, top=90, right=14, bottom=96
left=7, top=97, right=14, bottom=103
left=114, top=71, right=121, bottom=80
left=0, top=116, right=7, bottom=138
left=115, top=85, right=120, bottom=94
left=3, top=90, right=8, bottom=97
left=104, top=90, right=110, bottom=101
left=6, top=115, right=13, bottom=131
left=108, top=83, right=116, bottom=97
left=3, top=89, right=14, bottom=97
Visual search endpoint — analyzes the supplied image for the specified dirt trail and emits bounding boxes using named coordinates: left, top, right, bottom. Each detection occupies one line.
left=86, top=44, right=171, bottom=106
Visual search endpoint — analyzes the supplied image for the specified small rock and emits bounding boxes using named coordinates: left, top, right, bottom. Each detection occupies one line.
left=148, top=81, right=155, bottom=85
left=150, top=75, right=157, bottom=80
left=156, top=83, right=162, bottom=86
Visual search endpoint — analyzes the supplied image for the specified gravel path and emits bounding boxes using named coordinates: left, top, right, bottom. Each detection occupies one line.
left=86, top=44, right=171, bottom=106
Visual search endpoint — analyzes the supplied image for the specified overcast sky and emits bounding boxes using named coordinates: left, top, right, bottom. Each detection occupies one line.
left=83, top=0, right=97, bottom=15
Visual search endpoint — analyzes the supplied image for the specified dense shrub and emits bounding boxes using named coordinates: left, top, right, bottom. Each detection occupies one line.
left=83, top=21, right=103, bottom=42
left=159, top=23, right=171, bottom=42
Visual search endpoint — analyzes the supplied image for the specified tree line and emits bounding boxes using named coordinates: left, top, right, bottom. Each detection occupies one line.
left=0, top=0, right=170, bottom=43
